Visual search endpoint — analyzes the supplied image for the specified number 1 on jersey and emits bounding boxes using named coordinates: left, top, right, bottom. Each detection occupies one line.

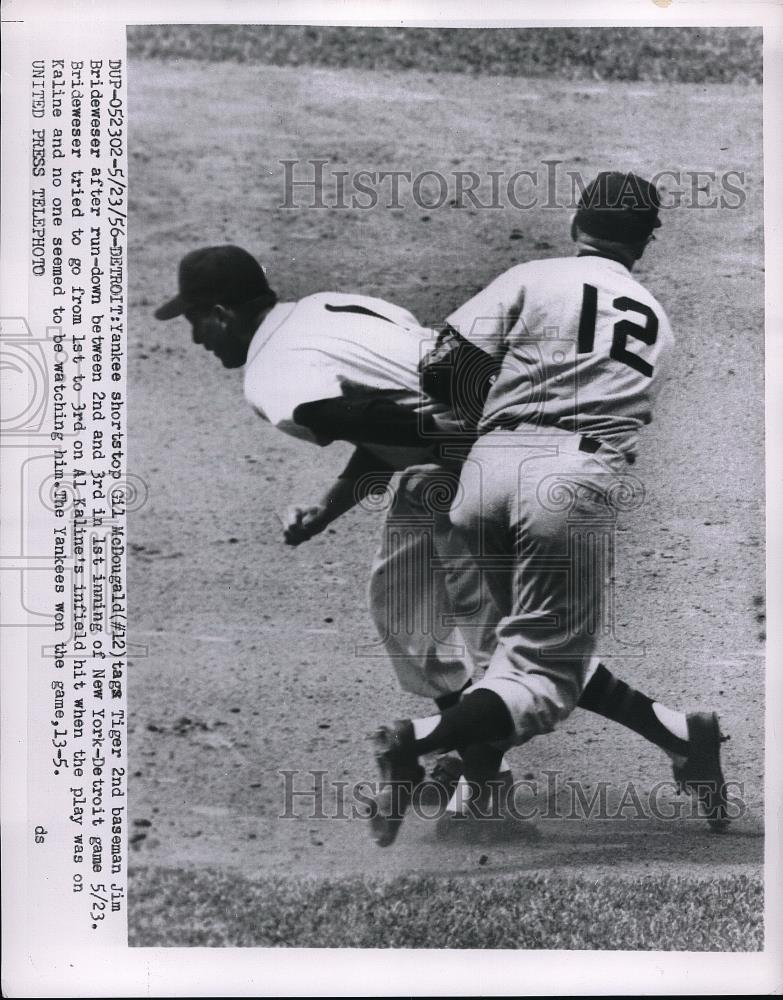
left=577, top=283, right=598, bottom=353
left=577, top=283, right=658, bottom=377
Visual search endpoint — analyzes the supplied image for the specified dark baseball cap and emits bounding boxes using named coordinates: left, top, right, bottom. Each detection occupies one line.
left=575, top=172, right=662, bottom=243
left=155, top=245, right=272, bottom=320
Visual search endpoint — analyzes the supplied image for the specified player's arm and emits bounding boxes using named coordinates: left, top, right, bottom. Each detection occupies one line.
left=292, top=393, right=439, bottom=448
left=444, top=264, right=527, bottom=354
left=430, top=266, right=528, bottom=427
left=283, top=447, right=393, bottom=546
left=418, top=324, right=501, bottom=429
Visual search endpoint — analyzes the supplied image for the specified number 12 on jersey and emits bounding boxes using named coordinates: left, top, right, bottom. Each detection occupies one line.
left=577, top=283, right=659, bottom=377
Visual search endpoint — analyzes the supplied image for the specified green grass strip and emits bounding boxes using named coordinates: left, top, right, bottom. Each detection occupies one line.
left=130, top=867, right=762, bottom=950
left=127, top=26, right=762, bottom=84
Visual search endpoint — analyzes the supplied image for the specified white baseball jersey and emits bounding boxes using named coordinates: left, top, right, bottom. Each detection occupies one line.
left=446, top=254, right=674, bottom=459
left=243, top=292, right=437, bottom=468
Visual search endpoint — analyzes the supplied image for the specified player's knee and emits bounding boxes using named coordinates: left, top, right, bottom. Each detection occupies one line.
left=448, top=479, right=499, bottom=533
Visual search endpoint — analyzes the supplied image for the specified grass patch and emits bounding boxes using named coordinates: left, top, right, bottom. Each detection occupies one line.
left=130, top=866, right=762, bottom=950
left=127, top=25, right=761, bottom=84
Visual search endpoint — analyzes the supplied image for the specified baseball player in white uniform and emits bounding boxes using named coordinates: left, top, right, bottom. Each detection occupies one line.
left=155, top=246, right=483, bottom=708
left=368, top=171, right=729, bottom=845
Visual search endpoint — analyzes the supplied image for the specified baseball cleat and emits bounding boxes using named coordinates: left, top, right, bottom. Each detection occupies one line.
left=419, top=753, right=464, bottom=807
left=672, top=711, right=731, bottom=832
left=368, top=720, right=424, bottom=847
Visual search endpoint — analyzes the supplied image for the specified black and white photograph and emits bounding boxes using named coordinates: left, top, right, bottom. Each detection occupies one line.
left=127, top=20, right=765, bottom=950
left=1, top=2, right=782, bottom=995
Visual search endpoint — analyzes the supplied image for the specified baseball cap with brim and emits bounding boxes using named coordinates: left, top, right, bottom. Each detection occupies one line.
left=155, top=245, right=271, bottom=320
left=576, top=172, right=662, bottom=243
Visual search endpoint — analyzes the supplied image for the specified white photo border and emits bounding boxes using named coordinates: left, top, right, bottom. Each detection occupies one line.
left=1, top=0, right=781, bottom=995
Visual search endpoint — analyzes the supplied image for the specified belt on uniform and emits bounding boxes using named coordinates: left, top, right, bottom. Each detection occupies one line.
left=578, top=434, right=635, bottom=464
left=502, top=421, right=635, bottom=465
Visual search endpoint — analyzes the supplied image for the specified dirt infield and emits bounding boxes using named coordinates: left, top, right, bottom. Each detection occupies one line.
left=127, top=60, right=764, bottom=942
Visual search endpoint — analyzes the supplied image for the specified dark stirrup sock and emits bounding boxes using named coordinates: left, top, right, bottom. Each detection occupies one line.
left=435, top=679, right=473, bottom=713
left=461, top=742, right=506, bottom=781
left=578, top=663, right=689, bottom=758
left=415, top=689, right=514, bottom=756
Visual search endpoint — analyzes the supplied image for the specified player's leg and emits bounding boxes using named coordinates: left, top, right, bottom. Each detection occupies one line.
left=436, top=439, right=730, bottom=833
left=368, top=448, right=728, bottom=837
left=579, top=656, right=688, bottom=762
left=578, top=656, right=730, bottom=830
left=367, top=466, right=474, bottom=700
left=366, top=466, right=495, bottom=809
left=368, top=436, right=595, bottom=845
left=429, top=497, right=519, bottom=825
left=427, top=504, right=515, bottom=816
left=369, top=688, right=518, bottom=846
left=374, top=495, right=703, bottom=763
left=443, top=461, right=720, bottom=789
left=428, top=565, right=731, bottom=834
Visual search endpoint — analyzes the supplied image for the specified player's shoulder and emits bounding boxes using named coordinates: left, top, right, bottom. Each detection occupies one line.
left=495, top=255, right=582, bottom=284
left=472, top=257, right=569, bottom=297
left=620, top=268, right=672, bottom=321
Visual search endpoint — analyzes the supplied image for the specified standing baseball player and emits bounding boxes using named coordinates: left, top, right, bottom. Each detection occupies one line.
left=368, top=171, right=730, bottom=846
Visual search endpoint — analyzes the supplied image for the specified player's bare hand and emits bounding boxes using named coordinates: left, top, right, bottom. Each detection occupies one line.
left=282, top=505, right=329, bottom=546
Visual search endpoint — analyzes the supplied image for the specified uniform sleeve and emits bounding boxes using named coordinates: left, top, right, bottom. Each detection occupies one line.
left=292, top=394, right=436, bottom=448
left=244, top=360, right=343, bottom=434
left=444, top=263, right=530, bottom=358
